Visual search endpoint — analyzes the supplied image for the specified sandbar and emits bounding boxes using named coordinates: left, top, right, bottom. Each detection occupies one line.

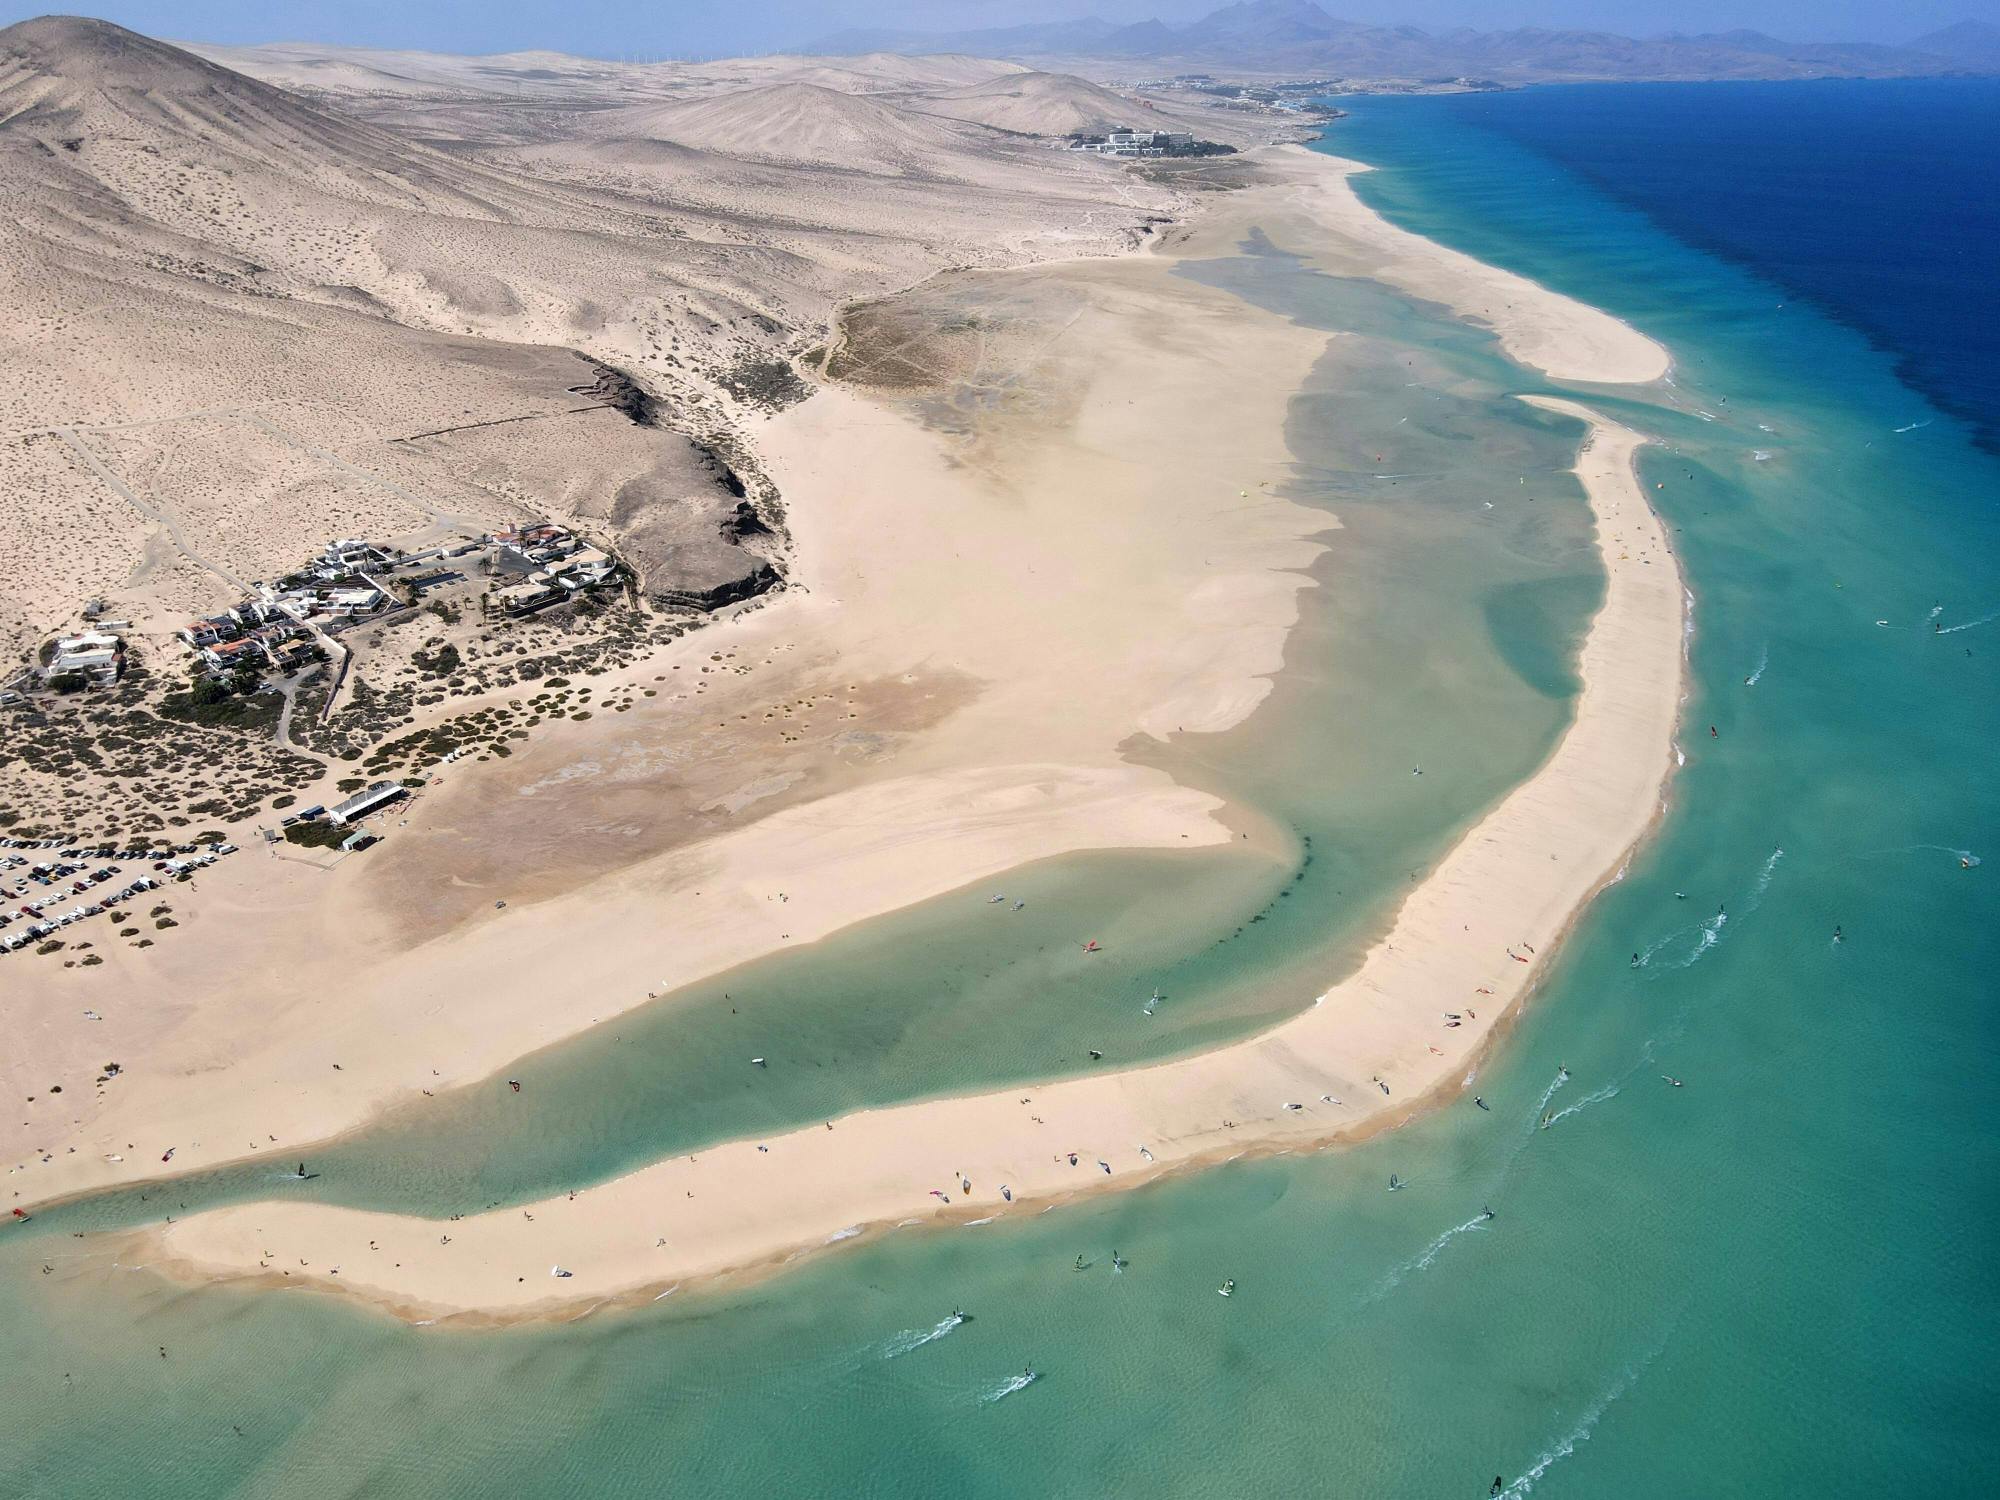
left=143, top=393, right=1685, bottom=1320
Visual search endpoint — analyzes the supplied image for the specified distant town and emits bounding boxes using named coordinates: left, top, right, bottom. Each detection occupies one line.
left=1065, top=127, right=1236, bottom=158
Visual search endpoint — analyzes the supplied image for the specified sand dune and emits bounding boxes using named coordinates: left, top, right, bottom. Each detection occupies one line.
left=691, top=51, right=1028, bottom=94
left=181, top=39, right=674, bottom=99
left=591, top=81, right=986, bottom=176
left=903, top=69, right=1148, bottom=135
left=186, top=41, right=1026, bottom=104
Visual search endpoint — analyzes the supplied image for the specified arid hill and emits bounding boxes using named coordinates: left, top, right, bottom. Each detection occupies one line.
left=592, top=81, right=985, bottom=176
left=903, top=70, right=1153, bottom=136
left=0, top=16, right=785, bottom=649
left=0, top=19, right=1227, bottom=665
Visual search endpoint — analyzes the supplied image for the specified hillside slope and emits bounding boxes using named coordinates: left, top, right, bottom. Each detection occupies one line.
left=903, top=70, right=1148, bottom=136
left=594, top=81, right=981, bottom=175
left=0, top=19, right=1199, bottom=659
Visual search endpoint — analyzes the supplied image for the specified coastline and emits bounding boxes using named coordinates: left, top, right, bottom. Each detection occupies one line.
left=13, top=145, right=1684, bottom=1327
left=6, top=148, right=1340, bottom=1213
left=1206, top=146, right=1670, bottom=387
left=140, top=393, right=1687, bottom=1321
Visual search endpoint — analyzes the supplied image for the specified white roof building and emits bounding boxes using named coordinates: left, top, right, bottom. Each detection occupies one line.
left=328, top=781, right=407, bottom=825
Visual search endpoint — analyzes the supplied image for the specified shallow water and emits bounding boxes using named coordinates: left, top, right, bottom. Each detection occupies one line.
left=7, top=81, right=1999, bottom=1499
left=21, top=232, right=1597, bottom=1237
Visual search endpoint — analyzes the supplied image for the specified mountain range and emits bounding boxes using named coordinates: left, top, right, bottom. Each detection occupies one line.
left=809, top=2, right=2000, bottom=83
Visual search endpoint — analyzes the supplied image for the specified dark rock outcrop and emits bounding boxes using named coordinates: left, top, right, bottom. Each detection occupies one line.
left=720, top=500, right=771, bottom=543
left=569, top=357, right=658, bottom=427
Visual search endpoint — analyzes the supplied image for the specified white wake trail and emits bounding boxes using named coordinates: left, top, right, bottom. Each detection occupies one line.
left=1498, top=1336, right=1668, bottom=1496
left=1365, top=1213, right=1492, bottom=1302
left=1638, top=846, right=1780, bottom=973
left=1937, top=607, right=2000, bottom=635
left=1544, top=1082, right=1620, bottom=1128
left=980, top=1369, right=1039, bottom=1404
left=881, top=1313, right=968, bottom=1361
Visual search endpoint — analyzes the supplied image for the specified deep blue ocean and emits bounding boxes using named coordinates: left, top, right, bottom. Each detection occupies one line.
left=4, top=77, right=1997, bottom=1500
left=1421, top=78, right=2000, bottom=454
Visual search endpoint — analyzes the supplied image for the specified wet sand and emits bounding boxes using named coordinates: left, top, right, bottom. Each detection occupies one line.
left=22, top=147, right=1682, bottom=1322
left=142, top=391, right=1684, bottom=1320
left=6, top=151, right=1339, bottom=1213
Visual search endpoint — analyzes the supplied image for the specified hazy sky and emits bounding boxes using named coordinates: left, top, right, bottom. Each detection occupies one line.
left=4, top=2, right=1992, bottom=58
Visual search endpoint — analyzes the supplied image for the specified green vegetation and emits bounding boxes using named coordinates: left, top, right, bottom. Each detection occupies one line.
left=283, top=820, right=347, bottom=849
left=0, top=666, right=319, bottom=839
left=411, top=642, right=462, bottom=678
left=159, top=674, right=282, bottom=732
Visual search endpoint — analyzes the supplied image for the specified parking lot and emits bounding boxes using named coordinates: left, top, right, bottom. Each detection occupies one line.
left=0, top=836, right=237, bottom=954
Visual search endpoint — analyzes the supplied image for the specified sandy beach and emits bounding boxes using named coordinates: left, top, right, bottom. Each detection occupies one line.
left=9, top=141, right=1685, bottom=1323
left=135, top=385, right=1684, bottom=1319
left=1197, top=146, right=1670, bottom=387
left=6, top=153, right=1339, bottom=1211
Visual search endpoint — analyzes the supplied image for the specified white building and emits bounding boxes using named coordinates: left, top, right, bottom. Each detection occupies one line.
left=322, top=538, right=387, bottom=571
left=324, top=586, right=387, bottom=617
left=44, top=630, right=123, bottom=686
left=328, top=781, right=407, bottom=825
left=180, top=612, right=241, bottom=648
